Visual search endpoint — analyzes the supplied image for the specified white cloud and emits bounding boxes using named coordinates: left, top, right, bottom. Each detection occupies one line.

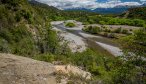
left=117, top=2, right=141, bottom=6
left=34, top=0, right=143, bottom=9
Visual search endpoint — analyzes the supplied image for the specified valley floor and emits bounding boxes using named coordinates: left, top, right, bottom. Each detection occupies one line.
left=51, top=21, right=126, bottom=56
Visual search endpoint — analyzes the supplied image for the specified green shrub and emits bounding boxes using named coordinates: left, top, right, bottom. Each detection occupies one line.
left=91, top=26, right=101, bottom=34
left=103, top=28, right=111, bottom=33
left=20, top=10, right=33, bottom=23
left=0, top=38, right=10, bottom=53
left=34, top=53, right=55, bottom=62
left=12, top=37, right=35, bottom=56
left=84, top=26, right=101, bottom=34
left=129, top=29, right=133, bottom=31
left=103, top=32, right=108, bottom=37
left=65, top=22, right=76, bottom=27
left=78, top=15, right=146, bottom=27
left=15, top=12, right=21, bottom=22
left=113, top=28, right=122, bottom=33
left=108, top=33, right=115, bottom=38
left=122, top=29, right=129, bottom=34
left=133, top=19, right=145, bottom=27
left=99, top=21, right=106, bottom=25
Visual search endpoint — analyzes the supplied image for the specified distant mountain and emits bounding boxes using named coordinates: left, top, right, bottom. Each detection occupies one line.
left=66, top=4, right=134, bottom=14
left=66, top=7, right=130, bottom=14
left=29, top=0, right=146, bottom=14
left=92, top=8, right=128, bottom=14
left=65, top=3, right=146, bottom=14
left=92, top=4, right=144, bottom=14
left=142, top=3, right=146, bottom=6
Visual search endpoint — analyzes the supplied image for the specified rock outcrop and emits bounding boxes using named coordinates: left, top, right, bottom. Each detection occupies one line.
left=0, top=53, right=56, bottom=84
left=55, top=65, right=91, bottom=80
left=0, top=53, right=92, bottom=84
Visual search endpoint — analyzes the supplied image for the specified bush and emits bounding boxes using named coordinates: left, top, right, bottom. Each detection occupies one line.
left=0, top=38, right=9, bottom=53
left=122, top=29, right=129, bottom=34
left=15, top=12, right=21, bottom=22
left=103, top=28, right=111, bottom=33
left=99, top=21, right=106, bottom=25
left=84, top=26, right=101, bottom=34
left=108, top=33, right=115, bottom=38
left=79, top=15, right=146, bottom=27
left=91, top=26, right=101, bottom=34
left=103, top=32, right=108, bottom=37
left=65, top=22, right=76, bottom=27
left=34, top=53, right=55, bottom=62
left=133, top=19, right=145, bottom=27
left=129, top=29, right=133, bottom=31
left=113, top=28, right=122, bottom=33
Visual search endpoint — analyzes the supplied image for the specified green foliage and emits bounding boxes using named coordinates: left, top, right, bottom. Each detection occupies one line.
left=46, top=30, right=60, bottom=53
left=118, top=29, right=146, bottom=83
left=113, top=28, right=122, bottom=33
left=103, top=28, right=111, bottom=33
left=99, top=21, right=106, bottom=25
left=108, top=33, right=115, bottom=38
left=103, top=32, right=108, bottom=37
left=78, top=15, right=146, bottom=27
left=0, top=38, right=10, bottom=53
left=83, top=26, right=101, bottom=34
left=121, top=7, right=146, bottom=20
left=34, top=53, right=55, bottom=62
left=133, top=19, right=145, bottom=27
left=121, top=29, right=146, bottom=57
left=65, top=22, right=76, bottom=27
left=111, top=61, right=139, bottom=84
left=15, top=12, right=21, bottom=22
left=0, top=0, right=63, bottom=57
left=122, top=29, right=128, bottom=34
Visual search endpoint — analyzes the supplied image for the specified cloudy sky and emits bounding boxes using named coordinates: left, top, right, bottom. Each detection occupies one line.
left=34, top=0, right=146, bottom=9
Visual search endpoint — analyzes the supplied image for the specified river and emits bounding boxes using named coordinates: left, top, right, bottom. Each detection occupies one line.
left=51, top=21, right=123, bottom=57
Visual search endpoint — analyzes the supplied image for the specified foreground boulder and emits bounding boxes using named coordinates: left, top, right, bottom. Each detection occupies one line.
left=55, top=65, right=91, bottom=80
left=0, top=53, right=92, bottom=84
left=0, top=53, right=56, bottom=84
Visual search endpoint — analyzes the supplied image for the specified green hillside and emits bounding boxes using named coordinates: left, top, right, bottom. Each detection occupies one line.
left=0, top=0, right=60, bottom=56
left=121, top=7, right=146, bottom=20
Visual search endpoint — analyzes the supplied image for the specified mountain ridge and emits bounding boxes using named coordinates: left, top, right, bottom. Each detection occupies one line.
left=29, top=0, right=146, bottom=14
left=65, top=3, right=146, bottom=14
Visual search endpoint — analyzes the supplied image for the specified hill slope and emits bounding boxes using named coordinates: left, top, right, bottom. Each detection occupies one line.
left=121, top=7, right=146, bottom=20
left=0, top=0, right=58, bottom=57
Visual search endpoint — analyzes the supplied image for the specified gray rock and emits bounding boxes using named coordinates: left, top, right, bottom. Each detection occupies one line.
left=0, top=53, right=56, bottom=84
